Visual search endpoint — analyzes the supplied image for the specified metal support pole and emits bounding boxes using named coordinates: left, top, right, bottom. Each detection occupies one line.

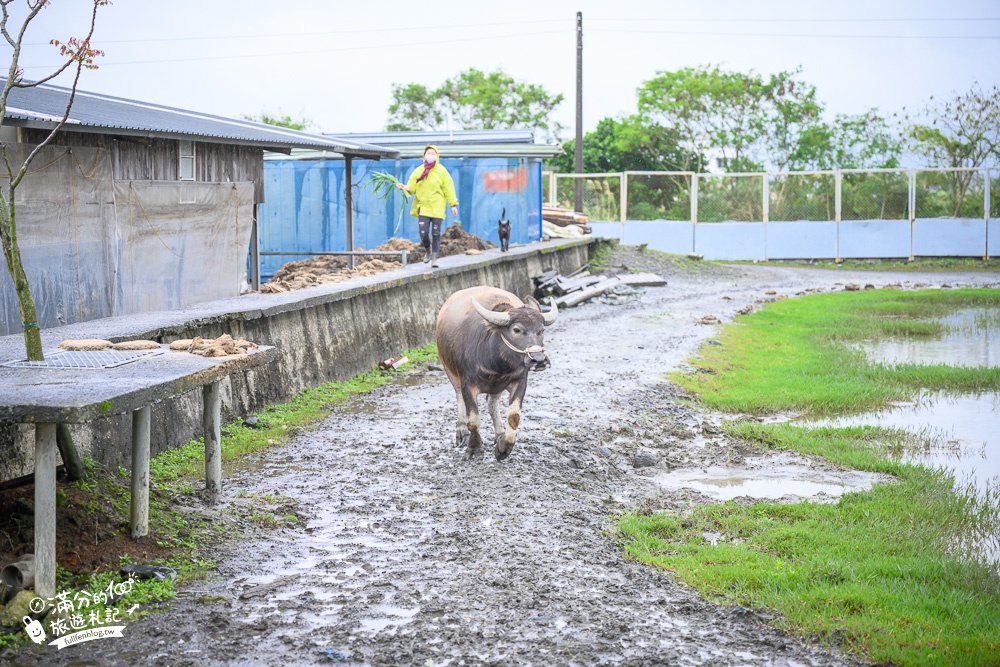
left=574, top=11, right=584, bottom=213
left=249, top=206, right=261, bottom=292
left=835, top=170, right=842, bottom=262
left=984, top=169, right=991, bottom=261
left=549, top=171, right=557, bottom=206
left=34, top=423, right=57, bottom=599
left=620, top=172, right=628, bottom=241
left=690, top=174, right=698, bottom=254
left=762, top=175, right=769, bottom=261
left=130, top=405, right=151, bottom=538
left=345, top=155, right=355, bottom=270
left=908, top=170, right=916, bottom=261
left=203, top=381, right=222, bottom=494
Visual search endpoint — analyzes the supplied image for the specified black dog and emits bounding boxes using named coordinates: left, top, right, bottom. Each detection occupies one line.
left=498, top=208, right=511, bottom=252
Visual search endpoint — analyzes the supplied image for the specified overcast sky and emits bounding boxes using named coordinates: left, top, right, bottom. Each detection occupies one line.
left=8, top=0, right=1000, bottom=143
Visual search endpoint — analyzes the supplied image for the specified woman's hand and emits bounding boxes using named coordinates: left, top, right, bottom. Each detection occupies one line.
left=451, top=206, right=458, bottom=216
left=396, top=183, right=405, bottom=191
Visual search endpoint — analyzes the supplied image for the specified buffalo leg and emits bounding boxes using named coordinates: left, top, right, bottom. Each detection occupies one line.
left=452, top=384, right=470, bottom=448
left=495, top=381, right=527, bottom=461
left=461, top=383, right=484, bottom=460
left=487, top=393, right=504, bottom=451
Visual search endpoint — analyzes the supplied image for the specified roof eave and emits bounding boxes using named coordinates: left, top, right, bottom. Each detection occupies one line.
left=1, top=118, right=400, bottom=159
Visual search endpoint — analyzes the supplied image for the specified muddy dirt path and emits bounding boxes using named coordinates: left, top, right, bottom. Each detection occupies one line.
left=15, top=260, right=999, bottom=667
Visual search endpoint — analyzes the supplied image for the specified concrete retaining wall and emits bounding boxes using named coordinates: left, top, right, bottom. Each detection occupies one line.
left=0, top=239, right=592, bottom=481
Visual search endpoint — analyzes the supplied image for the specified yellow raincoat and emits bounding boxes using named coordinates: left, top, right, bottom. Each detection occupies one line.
left=406, top=145, right=458, bottom=219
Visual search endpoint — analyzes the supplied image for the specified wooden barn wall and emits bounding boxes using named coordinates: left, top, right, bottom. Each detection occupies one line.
left=20, top=129, right=265, bottom=204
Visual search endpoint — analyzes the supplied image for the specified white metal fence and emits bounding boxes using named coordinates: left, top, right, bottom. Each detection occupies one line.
left=546, top=168, right=998, bottom=223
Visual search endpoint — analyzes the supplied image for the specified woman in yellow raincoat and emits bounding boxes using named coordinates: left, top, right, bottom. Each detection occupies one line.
left=397, top=145, right=458, bottom=267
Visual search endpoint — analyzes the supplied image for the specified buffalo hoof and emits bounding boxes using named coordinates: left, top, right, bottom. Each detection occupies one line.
left=494, top=437, right=514, bottom=461
left=456, top=427, right=470, bottom=449
left=464, top=431, right=484, bottom=461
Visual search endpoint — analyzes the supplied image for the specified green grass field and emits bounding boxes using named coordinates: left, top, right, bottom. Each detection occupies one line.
left=671, top=288, right=1000, bottom=414
left=738, top=257, right=1000, bottom=273
left=621, top=289, right=1000, bottom=666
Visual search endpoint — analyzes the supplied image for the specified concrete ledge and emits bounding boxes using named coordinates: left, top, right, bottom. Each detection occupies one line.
left=0, top=238, right=593, bottom=480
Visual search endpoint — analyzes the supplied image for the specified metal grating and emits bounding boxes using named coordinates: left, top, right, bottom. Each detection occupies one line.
left=2, top=349, right=164, bottom=370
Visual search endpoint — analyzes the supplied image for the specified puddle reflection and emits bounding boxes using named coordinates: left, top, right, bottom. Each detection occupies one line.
left=859, top=307, right=999, bottom=368
left=806, top=391, right=999, bottom=491
left=655, top=464, right=874, bottom=501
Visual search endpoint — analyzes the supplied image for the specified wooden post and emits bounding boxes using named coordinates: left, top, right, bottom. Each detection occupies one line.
left=203, top=381, right=222, bottom=494
left=55, top=424, right=85, bottom=482
left=574, top=12, right=584, bottom=213
left=130, top=406, right=151, bottom=538
left=34, top=423, right=57, bottom=599
left=249, top=207, right=261, bottom=292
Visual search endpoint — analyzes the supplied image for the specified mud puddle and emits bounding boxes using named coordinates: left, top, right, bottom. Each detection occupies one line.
left=13, top=260, right=999, bottom=667
left=655, top=457, right=878, bottom=502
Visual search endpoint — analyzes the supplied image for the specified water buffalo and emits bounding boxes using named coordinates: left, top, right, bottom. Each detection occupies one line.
left=436, top=285, right=557, bottom=461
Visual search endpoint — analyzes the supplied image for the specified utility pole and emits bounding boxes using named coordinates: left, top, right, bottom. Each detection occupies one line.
left=574, top=10, right=583, bottom=213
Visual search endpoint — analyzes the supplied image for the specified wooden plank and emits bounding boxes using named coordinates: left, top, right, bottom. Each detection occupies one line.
left=557, top=277, right=622, bottom=307
left=554, top=274, right=603, bottom=295
left=618, top=272, right=667, bottom=287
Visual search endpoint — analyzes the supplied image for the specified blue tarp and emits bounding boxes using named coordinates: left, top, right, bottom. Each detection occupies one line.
left=259, top=157, right=543, bottom=280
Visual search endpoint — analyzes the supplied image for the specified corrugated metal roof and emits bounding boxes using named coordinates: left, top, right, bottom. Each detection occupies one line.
left=335, top=129, right=537, bottom=146
left=1, top=78, right=399, bottom=158
left=266, top=129, right=563, bottom=161
left=266, top=143, right=563, bottom=161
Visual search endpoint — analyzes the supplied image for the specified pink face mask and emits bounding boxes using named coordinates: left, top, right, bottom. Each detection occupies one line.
left=425, top=153, right=437, bottom=163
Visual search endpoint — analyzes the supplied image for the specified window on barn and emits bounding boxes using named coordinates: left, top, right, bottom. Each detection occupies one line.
left=179, top=140, right=196, bottom=181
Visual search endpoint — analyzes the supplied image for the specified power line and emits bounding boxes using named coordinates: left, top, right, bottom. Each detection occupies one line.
left=24, top=19, right=570, bottom=47
left=590, top=16, right=1000, bottom=23
left=589, top=28, right=1000, bottom=39
left=20, top=29, right=573, bottom=70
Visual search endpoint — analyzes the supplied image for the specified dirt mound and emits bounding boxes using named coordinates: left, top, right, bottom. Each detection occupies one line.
left=260, top=229, right=493, bottom=294
left=59, top=339, right=113, bottom=351
left=111, top=340, right=162, bottom=351
left=170, top=334, right=258, bottom=358
left=439, top=224, right=496, bottom=257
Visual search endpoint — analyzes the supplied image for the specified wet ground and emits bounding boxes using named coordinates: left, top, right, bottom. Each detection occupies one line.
left=10, top=254, right=1000, bottom=666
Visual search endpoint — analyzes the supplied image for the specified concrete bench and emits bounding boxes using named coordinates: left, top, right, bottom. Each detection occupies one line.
left=0, top=344, right=276, bottom=599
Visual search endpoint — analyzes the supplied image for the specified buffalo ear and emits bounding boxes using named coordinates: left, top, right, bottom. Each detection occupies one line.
left=523, top=295, right=542, bottom=312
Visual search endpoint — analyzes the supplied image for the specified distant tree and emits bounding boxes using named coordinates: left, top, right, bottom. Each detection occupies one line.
left=387, top=68, right=564, bottom=141
left=548, top=117, right=701, bottom=220
left=906, top=82, right=999, bottom=169
left=638, top=65, right=829, bottom=172
left=789, top=110, right=903, bottom=171
left=550, top=116, right=698, bottom=173
left=0, top=0, right=107, bottom=361
left=243, top=111, right=314, bottom=132
left=905, top=82, right=999, bottom=216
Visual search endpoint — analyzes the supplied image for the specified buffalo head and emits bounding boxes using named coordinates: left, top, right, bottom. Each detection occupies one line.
left=470, top=295, right=557, bottom=371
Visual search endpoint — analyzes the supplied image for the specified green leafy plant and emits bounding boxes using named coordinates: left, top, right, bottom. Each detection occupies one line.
left=365, top=171, right=411, bottom=235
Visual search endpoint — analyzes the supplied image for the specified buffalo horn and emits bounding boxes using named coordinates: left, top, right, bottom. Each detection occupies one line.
left=470, top=298, right=511, bottom=327
left=542, top=299, right=558, bottom=326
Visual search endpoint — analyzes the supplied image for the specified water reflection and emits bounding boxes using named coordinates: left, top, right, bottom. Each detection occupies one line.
left=806, top=391, right=1000, bottom=491
left=831, top=307, right=1000, bottom=491
left=860, top=308, right=999, bottom=368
